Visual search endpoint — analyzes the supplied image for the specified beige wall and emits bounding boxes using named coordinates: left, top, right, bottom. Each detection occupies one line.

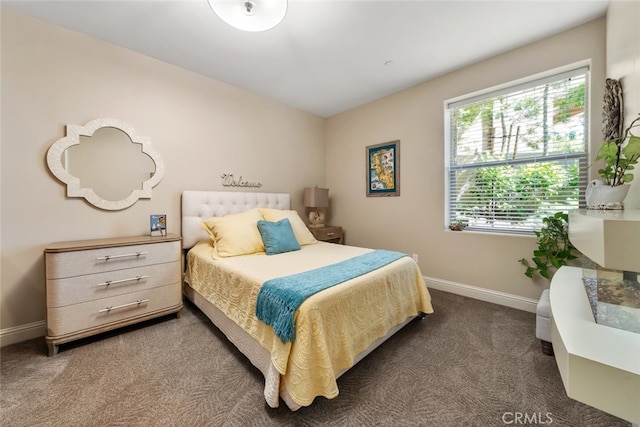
left=325, top=18, right=607, bottom=302
left=0, top=9, right=614, bottom=342
left=0, top=9, right=326, bottom=335
left=608, top=0, right=640, bottom=209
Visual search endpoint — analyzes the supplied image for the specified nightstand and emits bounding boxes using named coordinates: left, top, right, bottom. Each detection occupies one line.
left=309, top=225, right=343, bottom=244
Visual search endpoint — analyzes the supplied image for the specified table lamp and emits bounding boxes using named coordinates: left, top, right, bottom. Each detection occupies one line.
left=304, top=186, right=329, bottom=228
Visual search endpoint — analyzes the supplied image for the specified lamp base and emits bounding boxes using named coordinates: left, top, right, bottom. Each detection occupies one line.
left=308, top=210, right=325, bottom=228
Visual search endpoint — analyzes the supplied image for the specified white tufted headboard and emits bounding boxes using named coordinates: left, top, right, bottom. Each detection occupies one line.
left=181, top=190, right=291, bottom=249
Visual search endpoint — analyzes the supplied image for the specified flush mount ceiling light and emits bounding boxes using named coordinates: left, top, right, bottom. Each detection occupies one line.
left=208, top=0, right=287, bottom=32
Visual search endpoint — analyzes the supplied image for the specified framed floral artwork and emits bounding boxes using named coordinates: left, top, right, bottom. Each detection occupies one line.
left=366, top=140, right=400, bottom=197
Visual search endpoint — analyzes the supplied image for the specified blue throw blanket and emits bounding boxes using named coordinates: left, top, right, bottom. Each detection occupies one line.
left=255, top=249, right=407, bottom=343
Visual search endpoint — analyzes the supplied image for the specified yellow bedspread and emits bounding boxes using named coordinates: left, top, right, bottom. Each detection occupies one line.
left=185, top=241, right=433, bottom=407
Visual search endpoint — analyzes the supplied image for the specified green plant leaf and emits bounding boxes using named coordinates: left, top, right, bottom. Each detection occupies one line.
left=593, top=114, right=640, bottom=185
left=596, top=141, right=618, bottom=160
left=520, top=211, right=579, bottom=280
left=623, top=135, right=640, bottom=157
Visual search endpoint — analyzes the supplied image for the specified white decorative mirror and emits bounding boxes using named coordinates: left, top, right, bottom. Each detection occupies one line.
left=47, top=118, right=164, bottom=210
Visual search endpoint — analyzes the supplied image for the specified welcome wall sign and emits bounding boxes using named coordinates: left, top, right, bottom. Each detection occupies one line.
left=221, top=173, right=263, bottom=188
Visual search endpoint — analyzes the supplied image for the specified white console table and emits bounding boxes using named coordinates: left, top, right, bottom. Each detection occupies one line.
left=550, top=266, right=640, bottom=425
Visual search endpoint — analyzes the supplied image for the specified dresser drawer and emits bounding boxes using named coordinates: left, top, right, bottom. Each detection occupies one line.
left=46, top=261, right=181, bottom=308
left=46, top=284, right=182, bottom=337
left=45, top=240, right=181, bottom=279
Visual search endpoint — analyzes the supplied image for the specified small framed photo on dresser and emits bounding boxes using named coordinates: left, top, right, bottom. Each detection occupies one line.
left=150, top=214, right=167, bottom=236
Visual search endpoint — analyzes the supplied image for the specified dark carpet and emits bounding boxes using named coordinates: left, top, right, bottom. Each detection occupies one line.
left=0, top=289, right=629, bottom=426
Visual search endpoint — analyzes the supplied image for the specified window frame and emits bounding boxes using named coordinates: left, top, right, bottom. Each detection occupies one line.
left=444, top=61, right=590, bottom=235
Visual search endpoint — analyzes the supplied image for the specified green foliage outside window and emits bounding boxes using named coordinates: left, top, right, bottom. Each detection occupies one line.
left=457, top=162, right=578, bottom=223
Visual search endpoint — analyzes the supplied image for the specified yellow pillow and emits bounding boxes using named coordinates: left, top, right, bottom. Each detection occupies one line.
left=200, top=208, right=265, bottom=259
left=259, top=208, right=317, bottom=246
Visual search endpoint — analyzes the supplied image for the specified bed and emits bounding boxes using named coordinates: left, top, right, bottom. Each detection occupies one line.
left=181, top=190, right=433, bottom=410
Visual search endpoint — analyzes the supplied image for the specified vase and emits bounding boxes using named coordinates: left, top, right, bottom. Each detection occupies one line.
left=585, top=179, right=630, bottom=209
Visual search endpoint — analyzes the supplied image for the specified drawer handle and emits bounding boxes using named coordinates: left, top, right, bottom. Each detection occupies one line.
left=97, top=275, right=149, bottom=287
left=97, top=251, right=148, bottom=261
left=327, top=232, right=335, bottom=236
left=98, top=299, right=149, bottom=313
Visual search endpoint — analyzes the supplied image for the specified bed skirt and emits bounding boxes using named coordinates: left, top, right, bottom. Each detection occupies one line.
left=183, top=282, right=417, bottom=410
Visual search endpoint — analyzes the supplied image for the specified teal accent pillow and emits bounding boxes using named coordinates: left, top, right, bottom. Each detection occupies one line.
left=257, top=219, right=301, bottom=255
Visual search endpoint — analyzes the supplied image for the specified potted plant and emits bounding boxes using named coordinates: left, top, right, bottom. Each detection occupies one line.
left=519, top=212, right=579, bottom=279
left=587, top=112, right=640, bottom=208
left=449, top=219, right=467, bottom=231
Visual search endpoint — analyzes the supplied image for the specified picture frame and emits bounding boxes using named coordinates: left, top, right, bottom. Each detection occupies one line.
left=366, top=140, right=400, bottom=197
left=150, top=214, right=167, bottom=236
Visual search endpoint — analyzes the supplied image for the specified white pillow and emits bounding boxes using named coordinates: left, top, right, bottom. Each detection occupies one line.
left=259, top=208, right=317, bottom=246
left=200, top=208, right=265, bottom=259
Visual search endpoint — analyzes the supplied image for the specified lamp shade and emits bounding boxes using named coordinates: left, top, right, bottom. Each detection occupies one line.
left=207, top=0, right=287, bottom=32
left=304, top=187, right=329, bottom=208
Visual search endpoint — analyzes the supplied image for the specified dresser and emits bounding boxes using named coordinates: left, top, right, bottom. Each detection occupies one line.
left=44, top=234, right=182, bottom=356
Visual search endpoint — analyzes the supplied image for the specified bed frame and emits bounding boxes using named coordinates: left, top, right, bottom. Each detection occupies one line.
left=181, top=190, right=416, bottom=409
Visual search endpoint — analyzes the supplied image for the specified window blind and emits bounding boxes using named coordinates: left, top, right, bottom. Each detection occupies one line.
left=445, top=66, right=589, bottom=234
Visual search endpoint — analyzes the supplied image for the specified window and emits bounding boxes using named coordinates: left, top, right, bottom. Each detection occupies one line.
left=445, top=65, right=589, bottom=234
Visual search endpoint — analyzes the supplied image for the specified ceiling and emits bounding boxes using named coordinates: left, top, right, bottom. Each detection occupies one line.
left=3, top=0, right=609, bottom=117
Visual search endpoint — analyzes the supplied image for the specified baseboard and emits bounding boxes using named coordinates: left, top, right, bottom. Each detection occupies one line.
left=0, top=320, right=46, bottom=348
left=424, top=276, right=538, bottom=313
